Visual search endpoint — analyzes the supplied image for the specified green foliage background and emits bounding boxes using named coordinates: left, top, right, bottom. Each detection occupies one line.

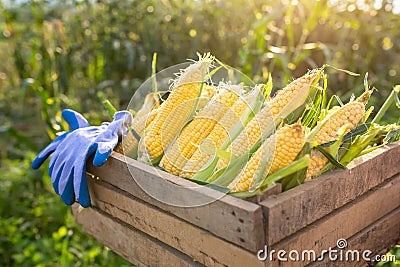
left=0, top=0, right=399, bottom=265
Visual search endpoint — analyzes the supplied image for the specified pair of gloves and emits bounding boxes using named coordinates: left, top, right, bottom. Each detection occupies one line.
left=32, top=109, right=133, bottom=207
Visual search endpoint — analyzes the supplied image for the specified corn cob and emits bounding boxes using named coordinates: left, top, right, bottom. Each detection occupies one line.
left=145, top=108, right=160, bottom=128
left=229, top=122, right=306, bottom=192
left=218, top=68, right=322, bottom=168
left=144, top=84, right=215, bottom=130
left=180, top=88, right=259, bottom=178
left=306, top=99, right=366, bottom=179
left=306, top=150, right=329, bottom=179
left=159, top=87, right=239, bottom=175
left=139, top=54, right=213, bottom=162
left=116, top=80, right=215, bottom=155
left=114, top=93, right=159, bottom=154
left=198, top=84, right=217, bottom=109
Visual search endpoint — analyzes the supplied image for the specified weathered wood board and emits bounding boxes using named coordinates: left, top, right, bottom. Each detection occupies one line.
left=72, top=204, right=201, bottom=267
left=87, top=178, right=264, bottom=267
left=260, top=142, right=400, bottom=245
left=310, top=206, right=400, bottom=267
left=87, top=152, right=265, bottom=252
left=265, top=173, right=400, bottom=266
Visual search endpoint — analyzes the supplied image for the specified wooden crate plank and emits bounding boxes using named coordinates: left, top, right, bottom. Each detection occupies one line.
left=72, top=204, right=202, bottom=267
left=247, top=184, right=282, bottom=204
left=261, top=142, right=400, bottom=245
left=264, top=172, right=400, bottom=267
left=87, top=178, right=265, bottom=267
left=86, top=152, right=264, bottom=252
left=307, top=206, right=400, bottom=267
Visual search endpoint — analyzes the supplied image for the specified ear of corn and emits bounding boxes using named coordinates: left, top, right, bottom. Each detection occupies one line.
left=138, top=54, right=213, bottom=164
left=309, top=101, right=366, bottom=145
left=159, top=86, right=239, bottom=175
left=305, top=150, right=330, bottom=180
left=305, top=98, right=367, bottom=179
left=231, top=155, right=311, bottom=198
left=144, top=108, right=160, bottom=128
left=197, top=84, right=217, bottom=109
left=218, top=68, right=323, bottom=169
left=143, top=85, right=216, bottom=131
left=116, top=81, right=216, bottom=157
left=180, top=86, right=262, bottom=178
left=229, top=122, right=306, bottom=192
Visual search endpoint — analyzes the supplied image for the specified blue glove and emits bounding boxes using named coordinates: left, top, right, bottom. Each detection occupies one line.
left=32, top=109, right=91, bottom=168
left=32, top=110, right=133, bottom=207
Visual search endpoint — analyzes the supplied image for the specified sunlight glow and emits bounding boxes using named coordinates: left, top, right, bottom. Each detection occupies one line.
left=328, top=0, right=400, bottom=14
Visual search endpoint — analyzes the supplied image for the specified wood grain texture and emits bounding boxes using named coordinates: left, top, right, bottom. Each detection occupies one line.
left=264, top=173, right=400, bottom=267
left=87, top=178, right=265, bottom=267
left=86, top=152, right=265, bottom=252
left=307, top=207, right=400, bottom=267
left=72, top=204, right=202, bottom=267
left=247, top=184, right=282, bottom=204
left=261, top=142, right=400, bottom=245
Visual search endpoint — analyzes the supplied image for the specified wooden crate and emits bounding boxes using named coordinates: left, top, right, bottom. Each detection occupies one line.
left=72, top=142, right=400, bottom=266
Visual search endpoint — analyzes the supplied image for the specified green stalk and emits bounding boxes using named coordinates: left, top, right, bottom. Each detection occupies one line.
left=151, top=52, right=158, bottom=93
left=103, top=100, right=117, bottom=118
left=371, top=86, right=400, bottom=124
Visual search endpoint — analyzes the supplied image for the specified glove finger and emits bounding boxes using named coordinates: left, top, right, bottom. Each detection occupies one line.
left=92, top=113, right=131, bottom=153
left=52, top=153, right=76, bottom=196
left=60, top=170, right=75, bottom=206
left=114, top=110, right=133, bottom=122
left=93, top=139, right=118, bottom=167
left=107, top=111, right=133, bottom=135
left=74, top=160, right=91, bottom=208
left=48, top=142, right=67, bottom=183
left=48, top=145, right=62, bottom=178
left=31, top=134, right=67, bottom=169
left=62, top=109, right=90, bottom=130
left=48, top=154, right=57, bottom=183
left=51, top=161, right=66, bottom=195
left=55, top=147, right=75, bottom=195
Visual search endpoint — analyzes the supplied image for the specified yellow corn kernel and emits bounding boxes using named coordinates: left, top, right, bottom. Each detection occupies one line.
left=197, top=84, right=216, bottom=108
left=160, top=88, right=239, bottom=175
left=180, top=94, right=249, bottom=178
left=145, top=108, right=159, bottom=128
left=311, top=101, right=365, bottom=145
left=139, top=55, right=213, bottom=162
left=305, top=150, right=329, bottom=180
left=229, top=122, right=305, bottom=192
left=306, top=100, right=366, bottom=179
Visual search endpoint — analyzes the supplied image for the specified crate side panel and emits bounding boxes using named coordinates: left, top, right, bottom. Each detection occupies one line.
left=87, top=153, right=265, bottom=252
left=72, top=204, right=201, bottom=267
left=307, top=207, right=400, bottom=267
left=261, top=142, right=400, bottom=245
left=87, top=178, right=265, bottom=267
left=264, top=172, right=400, bottom=266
